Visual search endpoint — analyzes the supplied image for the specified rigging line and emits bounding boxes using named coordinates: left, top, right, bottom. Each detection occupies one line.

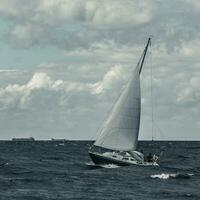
left=150, top=40, right=154, bottom=141
left=154, top=123, right=161, bottom=139
left=154, top=122, right=165, bottom=140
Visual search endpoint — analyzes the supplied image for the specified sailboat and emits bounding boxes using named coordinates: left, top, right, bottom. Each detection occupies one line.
left=88, top=38, right=159, bottom=166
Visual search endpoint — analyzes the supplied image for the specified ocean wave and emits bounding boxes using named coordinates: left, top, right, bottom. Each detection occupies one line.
left=100, top=164, right=120, bottom=169
left=177, top=155, right=188, bottom=159
left=42, top=156, right=65, bottom=161
left=150, top=173, right=194, bottom=180
left=58, top=143, right=65, bottom=146
left=85, top=162, right=120, bottom=169
left=0, top=162, right=9, bottom=167
left=186, top=146, right=200, bottom=150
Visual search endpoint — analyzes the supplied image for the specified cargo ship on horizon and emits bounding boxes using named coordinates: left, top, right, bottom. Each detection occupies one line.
left=12, top=137, right=35, bottom=141
left=51, top=138, right=68, bottom=142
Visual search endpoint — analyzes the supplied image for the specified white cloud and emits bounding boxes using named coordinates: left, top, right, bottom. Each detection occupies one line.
left=176, top=76, right=200, bottom=105
left=8, top=0, right=152, bottom=28
left=0, top=0, right=36, bottom=17
left=1, top=0, right=153, bottom=49
left=178, top=39, right=200, bottom=58
left=1, top=53, right=200, bottom=140
left=0, top=72, right=84, bottom=110
left=0, top=65, right=127, bottom=111
left=84, top=0, right=152, bottom=29
left=1, top=0, right=200, bottom=54
left=89, top=65, right=126, bottom=94
left=0, top=67, right=129, bottom=139
left=185, top=0, right=200, bottom=10
left=63, top=40, right=143, bottom=64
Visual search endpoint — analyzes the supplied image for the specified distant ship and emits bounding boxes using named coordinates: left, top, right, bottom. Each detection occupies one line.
left=51, top=138, right=68, bottom=142
left=12, top=137, right=35, bottom=141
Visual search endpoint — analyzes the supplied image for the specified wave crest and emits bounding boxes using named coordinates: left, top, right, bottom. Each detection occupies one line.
left=86, top=162, right=120, bottom=169
left=150, top=173, right=194, bottom=180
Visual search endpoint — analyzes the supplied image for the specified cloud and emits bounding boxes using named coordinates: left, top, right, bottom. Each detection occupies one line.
left=176, top=76, right=200, bottom=105
left=63, top=40, right=144, bottom=65
left=89, top=65, right=125, bottom=94
left=0, top=66, right=129, bottom=139
left=178, top=39, right=200, bottom=58
left=1, top=51, right=200, bottom=140
left=1, top=0, right=153, bottom=49
left=84, top=0, right=152, bottom=29
left=0, top=72, right=88, bottom=111
left=1, top=0, right=200, bottom=62
left=0, top=0, right=38, bottom=17
left=0, top=64, right=128, bottom=111
left=1, top=0, right=199, bottom=61
left=185, top=0, right=200, bottom=10
left=0, top=0, right=152, bottom=27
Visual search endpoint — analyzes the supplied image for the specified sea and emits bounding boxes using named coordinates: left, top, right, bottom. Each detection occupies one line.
left=0, top=141, right=199, bottom=200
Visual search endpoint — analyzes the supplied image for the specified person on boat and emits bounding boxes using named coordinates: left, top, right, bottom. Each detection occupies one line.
left=146, top=152, right=153, bottom=162
left=153, top=154, right=159, bottom=162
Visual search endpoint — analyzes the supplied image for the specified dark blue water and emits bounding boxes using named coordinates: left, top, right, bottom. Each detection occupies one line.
left=0, top=141, right=199, bottom=200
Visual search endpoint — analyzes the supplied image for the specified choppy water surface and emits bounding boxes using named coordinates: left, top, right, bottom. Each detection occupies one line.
left=0, top=141, right=199, bottom=200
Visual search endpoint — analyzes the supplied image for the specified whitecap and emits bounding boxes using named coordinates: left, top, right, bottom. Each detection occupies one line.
left=100, top=164, right=120, bottom=169
left=150, top=173, right=194, bottom=180
left=85, top=162, right=120, bottom=169
left=151, top=173, right=177, bottom=179
left=85, top=162, right=95, bottom=166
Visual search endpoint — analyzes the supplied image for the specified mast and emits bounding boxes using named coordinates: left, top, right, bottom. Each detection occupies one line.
left=150, top=41, right=154, bottom=142
left=139, top=37, right=151, bottom=74
left=139, top=37, right=154, bottom=141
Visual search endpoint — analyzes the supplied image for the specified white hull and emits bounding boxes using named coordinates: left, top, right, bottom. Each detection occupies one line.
left=89, top=151, right=159, bottom=167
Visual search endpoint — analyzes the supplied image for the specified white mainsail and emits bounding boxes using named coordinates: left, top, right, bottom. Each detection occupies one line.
left=94, top=66, right=141, bottom=151
left=94, top=38, right=151, bottom=152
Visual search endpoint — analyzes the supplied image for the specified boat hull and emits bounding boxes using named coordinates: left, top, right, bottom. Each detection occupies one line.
left=89, top=151, right=159, bottom=166
left=89, top=152, right=131, bottom=166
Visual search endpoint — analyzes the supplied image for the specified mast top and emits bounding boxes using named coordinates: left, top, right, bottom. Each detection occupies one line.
left=139, top=37, right=151, bottom=74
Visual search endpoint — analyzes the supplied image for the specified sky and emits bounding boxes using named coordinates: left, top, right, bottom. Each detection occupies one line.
left=0, top=0, right=200, bottom=140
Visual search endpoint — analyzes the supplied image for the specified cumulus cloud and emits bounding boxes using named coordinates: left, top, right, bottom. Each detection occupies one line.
left=63, top=40, right=144, bottom=65
left=176, top=76, right=200, bottom=105
left=0, top=66, right=130, bottom=139
left=89, top=65, right=126, bottom=94
left=185, top=0, right=200, bottom=10
left=0, top=0, right=152, bottom=26
left=1, top=0, right=153, bottom=49
left=0, top=72, right=86, bottom=110
left=1, top=0, right=200, bottom=59
left=178, top=39, right=200, bottom=58
left=0, top=65, right=127, bottom=111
